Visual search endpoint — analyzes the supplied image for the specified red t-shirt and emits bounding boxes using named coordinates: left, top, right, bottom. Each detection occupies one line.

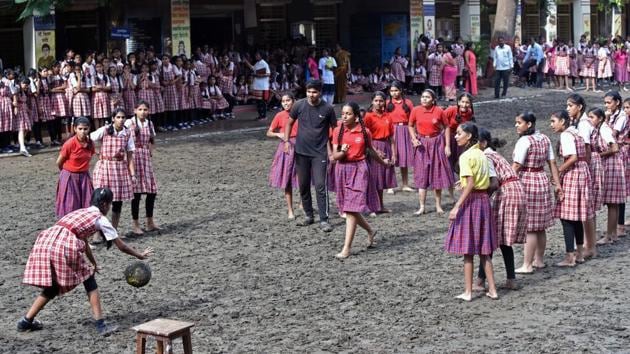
left=409, top=105, right=447, bottom=137
left=387, top=98, right=415, bottom=124
left=60, top=136, right=95, bottom=173
left=332, top=124, right=372, bottom=161
left=443, top=105, right=474, bottom=131
left=364, top=111, right=393, bottom=140
left=269, top=110, right=298, bottom=138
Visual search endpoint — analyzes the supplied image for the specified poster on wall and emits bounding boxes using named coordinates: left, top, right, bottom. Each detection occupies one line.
left=409, top=0, right=423, bottom=62
left=423, top=1, right=435, bottom=39
left=171, top=0, right=191, bottom=57
left=381, top=14, right=409, bottom=64
left=582, top=14, right=591, bottom=40
left=34, top=15, right=55, bottom=69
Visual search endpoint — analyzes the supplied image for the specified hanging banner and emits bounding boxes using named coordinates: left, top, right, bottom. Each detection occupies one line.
left=381, top=14, right=409, bottom=65
left=423, top=0, right=435, bottom=39
left=34, top=15, right=55, bottom=69
left=410, top=0, right=423, bottom=63
left=171, top=0, right=191, bottom=57
left=544, top=0, right=557, bottom=43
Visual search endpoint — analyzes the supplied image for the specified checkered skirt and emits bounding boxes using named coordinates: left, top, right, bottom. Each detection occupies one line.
left=335, top=160, right=381, bottom=213
left=0, top=88, right=13, bottom=132
left=327, top=160, right=337, bottom=192
left=92, top=91, right=111, bottom=119
left=555, top=131, right=591, bottom=221
left=393, top=124, right=414, bottom=168
left=413, top=133, right=454, bottom=190
left=92, top=131, right=133, bottom=201
left=580, top=56, right=596, bottom=77
left=123, top=89, right=137, bottom=116
left=51, top=92, right=70, bottom=117
left=137, top=88, right=156, bottom=114
left=428, top=56, right=442, bottom=87
left=269, top=138, right=297, bottom=190
left=37, top=93, right=54, bottom=122
left=72, top=93, right=91, bottom=118
left=189, top=85, right=201, bottom=109
left=598, top=57, right=612, bottom=78
left=179, top=85, right=191, bottom=110
left=132, top=122, right=158, bottom=194
left=22, top=207, right=101, bottom=294
left=16, top=94, right=32, bottom=131
left=445, top=191, right=497, bottom=255
left=554, top=56, right=570, bottom=76
left=153, top=87, right=165, bottom=113
left=589, top=151, right=604, bottom=212
left=369, top=139, right=397, bottom=190
left=600, top=151, right=626, bottom=204
left=162, top=70, right=180, bottom=112
left=485, top=150, right=526, bottom=246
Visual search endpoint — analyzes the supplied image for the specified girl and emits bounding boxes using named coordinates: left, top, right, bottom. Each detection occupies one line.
left=55, top=117, right=95, bottom=219
left=550, top=110, right=591, bottom=266
left=91, top=62, right=111, bottom=127
left=332, top=102, right=390, bottom=259
left=512, top=112, right=562, bottom=274
left=0, top=72, right=14, bottom=153
left=136, top=63, right=157, bottom=122
left=477, top=128, right=526, bottom=290
left=605, top=91, right=630, bottom=238
left=125, top=101, right=160, bottom=235
left=121, top=63, right=137, bottom=117
left=389, top=47, right=408, bottom=83
left=568, top=41, right=579, bottom=87
left=199, top=81, right=216, bottom=120
left=150, top=61, right=165, bottom=129
left=411, top=59, right=427, bottom=95
left=380, top=65, right=395, bottom=90
left=161, top=55, right=180, bottom=130
left=49, top=62, right=70, bottom=144
left=443, top=92, right=475, bottom=171
left=590, top=107, right=625, bottom=244
left=13, top=77, right=33, bottom=157
left=386, top=81, right=415, bottom=193
left=554, top=40, right=572, bottom=91
left=442, top=45, right=458, bottom=101
left=408, top=89, right=454, bottom=214
left=208, top=76, right=229, bottom=119
left=364, top=91, right=397, bottom=212
left=566, top=94, right=599, bottom=258
left=90, top=108, right=135, bottom=230
left=580, top=43, right=597, bottom=92
left=19, top=188, right=152, bottom=335
left=177, top=57, right=192, bottom=127
left=218, top=55, right=235, bottom=118
left=612, top=46, right=628, bottom=91
left=597, top=43, right=612, bottom=90
left=464, top=42, right=478, bottom=96
left=368, top=67, right=385, bottom=92
left=186, top=60, right=202, bottom=123
left=108, top=66, right=124, bottom=113
left=233, top=75, right=249, bottom=105
left=69, top=63, right=92, bottom=123
left=26, top=69, right=43, bottom=148
left=445, top=122, right=498, bottom=301
left=37, top=67, right=55, bottom=145
left=427, top=44, right=443, bottom=98
left=267, top=94, right=298, bottom=219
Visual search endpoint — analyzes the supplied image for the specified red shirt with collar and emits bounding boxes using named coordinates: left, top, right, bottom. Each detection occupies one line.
left=269, top=110, right=298, bottom=138
left=60, top=136, right=95, bottom=173
left=443, top=105, right=474, bottom=131
left=332, top=124, right=372, bottom=161
left=409, top=105, right=447, bottom=136
left=364, top=111, right=393, bottom=140
left=387, top=98, right=414, bottom=124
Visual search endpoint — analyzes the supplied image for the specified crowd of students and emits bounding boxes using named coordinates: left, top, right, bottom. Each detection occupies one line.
left=268, top=78, right=630, bottom=301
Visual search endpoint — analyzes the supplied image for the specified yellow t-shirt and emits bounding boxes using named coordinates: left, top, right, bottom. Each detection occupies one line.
left=458, top=143, right=490, bottom=189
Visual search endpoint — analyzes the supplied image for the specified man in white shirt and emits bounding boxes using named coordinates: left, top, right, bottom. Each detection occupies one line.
left=492, top=36, right=514, bottom=98
left=318, top=49, right=337, bottom=104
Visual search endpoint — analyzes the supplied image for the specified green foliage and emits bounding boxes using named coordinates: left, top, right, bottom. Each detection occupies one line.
left=472, top=40, right=491, bottom=61
left=597, top=0, right=629, bottom=11
left=13, top=0, right=70, bottom=21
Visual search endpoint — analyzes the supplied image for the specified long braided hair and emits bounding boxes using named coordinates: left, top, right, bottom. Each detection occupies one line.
left=566, top=93, right=586, bottom=127
left=386, top=80, right=411, bottom=114
left=517, top=112, right=537, bottom=136
left=588, top=107, right=606, bottom=149
left=458, top=122, right=479, bottom=151
left=107, top=108, right=128, bottom=136
left=336, top=102, right=371, bottom=160
left=551, top=110, right=571, bottom=157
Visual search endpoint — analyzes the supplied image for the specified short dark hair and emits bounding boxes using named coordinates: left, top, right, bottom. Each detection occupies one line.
left=305, top=79, right=323, bottom=91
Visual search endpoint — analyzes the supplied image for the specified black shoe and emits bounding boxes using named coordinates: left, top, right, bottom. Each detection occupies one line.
left=17, top=317, right=43, bottom=332
left=297, top=217, right=314, bottom=226
left=319, top=221, right=333, bottom=233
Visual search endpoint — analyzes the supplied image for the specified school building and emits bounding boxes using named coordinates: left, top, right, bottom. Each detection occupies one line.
left=0, top=0, right=627, bottom=70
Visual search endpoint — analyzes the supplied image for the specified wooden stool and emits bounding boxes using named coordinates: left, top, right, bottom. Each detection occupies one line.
left=133, top=318, right=195, bottom=354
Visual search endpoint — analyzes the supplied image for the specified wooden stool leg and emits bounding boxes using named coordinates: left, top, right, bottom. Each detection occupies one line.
left=182, top=332, right=193, bottom=354
left=135, top=334, right=146, bottom=354
left=165, top=339, right=173, bottom=354
left=156, top=339, right=164, bottom=354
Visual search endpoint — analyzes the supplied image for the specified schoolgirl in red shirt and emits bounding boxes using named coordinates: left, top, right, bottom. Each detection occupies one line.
left=267, top=94, right=298, bottom=219
left=386, top=80, right=415, bottom=192
left=364, top=91, right=397, bottom=212
left=55, top=117, right=95, bottom=219
left=332, top=102, right=391, bottom=259
left=443, top=92, right=475, bottom=170
left=125, top=101, right=160, bottom=235
left=408, top=89, right=454, bottom=214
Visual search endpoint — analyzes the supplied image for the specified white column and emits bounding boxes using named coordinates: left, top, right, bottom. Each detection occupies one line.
left=572, top=0, right=590, bottom=41
left=23, top=17, right=36, bottom=70
left=544, top=0, right=557, bottom=43
left=612, top=5, right=622, bottom=36
left=459, top=0, right=480, bottom=41
left=515, top=0, right=522, bottom=40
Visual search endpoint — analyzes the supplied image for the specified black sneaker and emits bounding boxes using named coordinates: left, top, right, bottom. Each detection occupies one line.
left=319, top=221, right=333, bottom=233
left=297, top=217, right=314, bottom=226
left=17, top=317, right=43, bottom=332
left=96, top=320, right=118, bottom=336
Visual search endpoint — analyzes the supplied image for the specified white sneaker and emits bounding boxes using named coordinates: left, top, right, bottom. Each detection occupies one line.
left=386, top=188, right=395, bottom=195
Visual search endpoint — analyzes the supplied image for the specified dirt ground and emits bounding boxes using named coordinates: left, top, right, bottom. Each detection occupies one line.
left=2, top=87, right=630, bottom=353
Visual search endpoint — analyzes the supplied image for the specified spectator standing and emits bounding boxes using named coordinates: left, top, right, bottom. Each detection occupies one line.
left=493, top=36, right=514, bottom=98
left=334, top=44, right=351, bottom=104
left=244, top=51, right=271, bottom=120
left=318, top=49, right=337, bottom=104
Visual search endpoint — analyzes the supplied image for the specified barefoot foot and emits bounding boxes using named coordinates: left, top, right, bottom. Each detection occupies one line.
left=455, top=293, right=472, bottom=302
left=413, top=207, right=426, bottom=215
left=335, top=252, right=350, bottom=259
left=367, top=231, right=378, bottom=248
left=515, top=266, right=534, bottom=274
left=486, top=291, right=499, bottom=300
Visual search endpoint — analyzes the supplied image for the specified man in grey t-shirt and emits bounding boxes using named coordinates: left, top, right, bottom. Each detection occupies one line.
left=284, top=80, right=337, bottom=232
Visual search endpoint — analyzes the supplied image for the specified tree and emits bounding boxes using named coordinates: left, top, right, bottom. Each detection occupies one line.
left=14, top=0, right=70, bottom=21
left=491, top=0, right=517, bottom=43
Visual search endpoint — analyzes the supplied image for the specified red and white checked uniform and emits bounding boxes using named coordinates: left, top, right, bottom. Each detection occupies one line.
left=204, top=55, right=218, bottom=75
left=151, top=71, right=165, bottom=113
left=161, top=64, right=179, bottom=112
left=127, top=118, right=158, bottom=194
left=109, top=75, right=124, bottom=112
left=37, top=78, right=54, bottom=122
left=122, top=73, right=137, bottom=116
left=49, top=74, right=70, bottom=117
left=588, top=123, right=604, bottom=212
left=15, top=91, right=32, bottom=131
left=22, top=207, right=101, bottom=294
left=608, top=109, right=630, bottom=197
left=233, top=84, right=248, bottom=103
left=514, top=133, right=555, bottom=232
left=137, top=73, right=157, bottom=114
left=580, top=48, right=597, bottom=78
left=554, top=45, right=570, bottom=76
left=200, top=87, right=216, bottom=110
left=179, top=69, right=191, bottom=110
left=70, top=73, right=91, bottom=118
left=594, top=122, right=626, bottom=204
left=554, top=128, right=591, bottom=221
left=208, top=85, right=229, bottom=110
left=92, top=74, right=111, bottom=119
left=428, top=53, right=442, bottom=87
left=218, top=62, right=234, bottom=96
left=92, top=127, right=134, bottom=201
left=194, top=60, right=209, bottom=84
left=485, top=148, right=527, bottom=246
left=27, top=85, right=39, bottom=123
left=0, top=81, right=13, bottom=132
left=453, top=44, right=465, bottom=76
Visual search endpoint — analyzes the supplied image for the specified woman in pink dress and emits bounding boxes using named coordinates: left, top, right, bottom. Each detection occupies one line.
left=442, top=45, right=458, bottom=101
left=612, top=46, right=628, bottom=91
left=306, top=50, right=319, bottom=81
left=464, top=42, right=478, bottom=96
